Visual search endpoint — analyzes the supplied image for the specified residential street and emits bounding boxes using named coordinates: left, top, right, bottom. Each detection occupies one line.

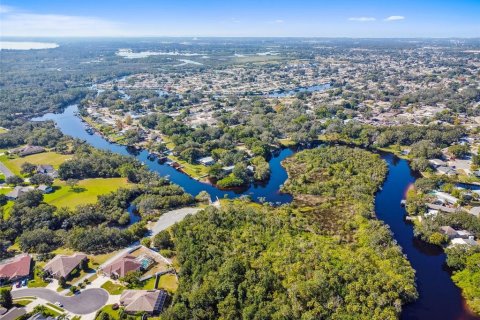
left=0, top=161, right=14, bottom=178
left=12, top=288, right=109, bottom=314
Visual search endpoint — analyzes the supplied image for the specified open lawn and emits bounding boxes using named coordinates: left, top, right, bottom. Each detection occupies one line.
left=101, top=280, right=126, bottom=295
left=168, top=154, right=209, bottom=179
left=161, top=136, right=209, bottom=178
left=97, top=305, right=120, bottom=319
left=1, top=152, right=71, bottom=176
left=158, top=274, right=178, bottom=293
left=44, top=178, right=130, bottom=209
left=141, top=277, right=156, bottom=290
left=14, top=298, right=36, bottom=307
left=45, top=303, right=64, bottom=315
left=1, top=200, right=14, bottom=220
left=28, top=267, right=50, bottom=288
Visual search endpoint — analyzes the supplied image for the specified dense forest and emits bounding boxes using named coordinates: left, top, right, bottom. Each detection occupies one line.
left=0, top=137, right=193, bottom=257
left=164, top=147, right=417, bottom=320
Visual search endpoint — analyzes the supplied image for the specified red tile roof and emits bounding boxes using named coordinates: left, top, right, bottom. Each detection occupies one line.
left=0, top=254, right=32, bottom=281
left=101, top=254, right=141, bottom=278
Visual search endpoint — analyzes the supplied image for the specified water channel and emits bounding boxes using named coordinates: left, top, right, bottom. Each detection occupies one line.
left=33, top=105, right=479, bottom=320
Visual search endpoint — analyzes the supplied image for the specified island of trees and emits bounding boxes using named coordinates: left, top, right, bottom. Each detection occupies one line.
left=163, top=147, right=417, bottom=320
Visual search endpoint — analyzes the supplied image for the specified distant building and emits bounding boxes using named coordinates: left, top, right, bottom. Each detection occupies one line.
left=450, top=237, right=478, bottom=247
left=440, top=226, right=458, bottom=239
left=120, top=290, right=168, bottom=314
left=428, top=159, right=447, bottom=168
left=456, top=230, right=473, bottom=239
left=436, top=166, right=456, bottom=176
left=36, top=165, right=57, bottom=178
left=9, top=145, right=45, bottom=157
left=0, top=254, right=32, bottom=284
left=37, top=185, right=53, bottom=194
left=43, top=253, right=87, bottom=279
left=469, top=206, right=480, bottom=217
left=197, top=156, right=215, bottom=166
left=6, top=186, right=35, bottom=200
left=222, top=165, right=234, bottom=173
left=433, top=191, right=459, bottom=205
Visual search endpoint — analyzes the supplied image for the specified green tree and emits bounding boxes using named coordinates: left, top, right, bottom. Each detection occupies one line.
left=153, top=230, right=174, bottom=250
left=20, top=162, right=37, bottom=176
left=0, top=289, right=12, bottom=309
left=428, top=232, right=447, bottom=246
left=59, top=276, right=67, bottom=288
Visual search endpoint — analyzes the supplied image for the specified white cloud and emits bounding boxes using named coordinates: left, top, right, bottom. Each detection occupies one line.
left=0, top=6, right=129, bottom=37
left=384, top=15, right=405, bottom=21
left=0, top=5, right=13, bottom=13
left=274, top=19, right=284, bottom=24
left=348, top=17, right=376, bottom=22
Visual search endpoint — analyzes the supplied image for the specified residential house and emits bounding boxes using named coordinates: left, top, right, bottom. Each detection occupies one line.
left=0, top=254, right=32, bottom=284
left=43, top=253, right=87, bottom=279
left=197, top=156, right=215, bottom=166
left=36, top=165, right=57, bottom=178
left=456, top=230, right=473, bottom=239
left=101, top=254, right=142, bottom=279
left=469, top=206, right=480, bottom=217
left=120, top=290, right=167, bottom=314
left=37, top=185, right=53, bottom=194
left=9, top=145, right=45, bottom=157
left=450, top=237, right=478, bottom=247
left=440, top=226, right=458, bottom=239
left=222, top=165, right=234, bottom=173
left=429, top=159, right=447, bottom=168
left=433, top=191, right=459, bottom=205
left=436, top=166, right=456, bottom=176
left=6, top=186, right=35, bottom=200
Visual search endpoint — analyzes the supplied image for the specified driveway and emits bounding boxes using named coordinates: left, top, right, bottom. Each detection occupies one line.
left=12, top=288, right=108, bottom=315
left=151, top=207, right=201, bottom=235
left=0, top=161, right=14, bottom=178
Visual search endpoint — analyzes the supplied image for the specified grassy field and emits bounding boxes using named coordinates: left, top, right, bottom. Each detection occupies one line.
left=278, top=138, right=297, bottom=147
left=160, top=135, right=209, bottom=179
left=28, top=267, right=50, bottom=288
left=168, top=154, right=209, bottom=179
left=101, top=280, right=126, bottom=295
left=0, top=152, right=72, bottom=176
left=97, top=305, right=120, bottom=319
left=158, top=274, right=178, bottom=293
left=14, top=298, right=35, bottom=307
left=44, top=178, right=130, bottom=209
left=141, top=277, right=156, bottom=290
left=2, top=201, right=14, bottom=220
left=45, top=302, right=65, bottom=315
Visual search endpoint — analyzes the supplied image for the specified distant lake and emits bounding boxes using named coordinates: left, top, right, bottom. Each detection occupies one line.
left=0, top=41, right=59, bottom=50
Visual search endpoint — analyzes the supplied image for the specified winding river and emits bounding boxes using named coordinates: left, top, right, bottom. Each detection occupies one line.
left=33, top=105, right=479, bottom=320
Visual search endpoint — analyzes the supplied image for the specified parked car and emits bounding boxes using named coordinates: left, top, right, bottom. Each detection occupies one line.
left=21, top=279, right=27, bottom=286
left=55, top=302, right=63, bottom=307
left=15, top=282, right=21, bottom=288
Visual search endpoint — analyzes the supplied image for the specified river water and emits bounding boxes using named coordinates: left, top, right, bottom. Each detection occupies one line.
left=33, top=105, right=479, bottom=320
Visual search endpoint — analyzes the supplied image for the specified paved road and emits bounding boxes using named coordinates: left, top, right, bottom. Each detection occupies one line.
left=12, top=288, right=108, bottom=315
left=0, top=161, right=14, bottom=178
left=151, top=207, right=202, bottom=235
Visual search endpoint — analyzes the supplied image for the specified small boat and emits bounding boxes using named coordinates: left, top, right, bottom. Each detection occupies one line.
left=400, top=199, right=406, bottom=206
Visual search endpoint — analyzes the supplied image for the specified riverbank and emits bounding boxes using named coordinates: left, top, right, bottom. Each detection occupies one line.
left=31, top=104, right=480, bottom=319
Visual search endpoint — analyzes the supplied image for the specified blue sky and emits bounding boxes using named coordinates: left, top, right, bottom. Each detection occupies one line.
left=0, top=0, right=479, bottom=37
